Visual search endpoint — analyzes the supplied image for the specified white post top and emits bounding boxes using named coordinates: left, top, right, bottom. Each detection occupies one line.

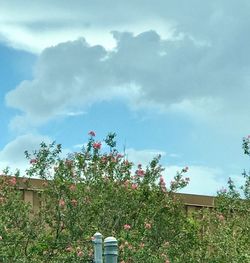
left=104, top=237, right=117, bottom=243
left=94, top=232, right=102, bottom=238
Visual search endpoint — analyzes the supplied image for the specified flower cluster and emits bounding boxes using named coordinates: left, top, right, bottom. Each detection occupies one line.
left=159, top=176, right=166, bottom=192
left=93, top=141, right=102, bottom=150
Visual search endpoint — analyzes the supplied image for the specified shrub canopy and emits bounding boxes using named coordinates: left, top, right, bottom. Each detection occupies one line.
left=0, top=132, right=249, bottom=262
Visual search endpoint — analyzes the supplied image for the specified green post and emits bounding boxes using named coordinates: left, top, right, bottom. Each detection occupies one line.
left=93, top=232, right=103, bottom=263
left=104, top=237, right=118, bottom=263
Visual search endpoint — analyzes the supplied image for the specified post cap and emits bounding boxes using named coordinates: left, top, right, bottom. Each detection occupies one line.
left=93, top=232, right=103, bottom=244
left=104, top=237, right=117, bottom=243
left=104, top=236, right=118, bottom=256
left=94, top=232, right=102, bottom=238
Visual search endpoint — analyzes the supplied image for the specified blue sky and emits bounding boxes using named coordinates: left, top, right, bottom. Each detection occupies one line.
left=1, top=0, right=250, bottom=195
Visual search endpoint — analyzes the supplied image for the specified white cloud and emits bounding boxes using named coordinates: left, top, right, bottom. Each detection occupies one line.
left=6, top=29, right=250, bottom=134
left=58, top=110, right=86, bottom=117
left=125, top=148, right=166, bottom=166
left=168, top=153, right=181, bottom=158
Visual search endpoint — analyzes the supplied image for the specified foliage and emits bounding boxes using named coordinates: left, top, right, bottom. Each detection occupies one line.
left=182, top=136, right=250, bottom=263
left=0, top=132, right=249, bottom=262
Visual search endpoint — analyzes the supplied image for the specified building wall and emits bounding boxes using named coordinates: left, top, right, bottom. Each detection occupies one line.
left=17, top=178, right=215, bottom=213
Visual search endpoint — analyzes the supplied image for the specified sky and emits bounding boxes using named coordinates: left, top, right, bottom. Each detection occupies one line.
left=1, top=0, right=250, bottom=195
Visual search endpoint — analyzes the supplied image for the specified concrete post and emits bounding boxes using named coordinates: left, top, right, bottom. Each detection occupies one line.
left=104, top=237, right=118, bottom=263
left=93, top=232, right=103, bottom=263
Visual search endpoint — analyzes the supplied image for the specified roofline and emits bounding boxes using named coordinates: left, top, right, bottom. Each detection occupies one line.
left=2, top=176, right=216, bottom=207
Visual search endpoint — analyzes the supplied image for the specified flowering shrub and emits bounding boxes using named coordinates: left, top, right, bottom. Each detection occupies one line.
left=182, top=136, right=250, bottom=263
left=0, top=132, right=249, bottom=262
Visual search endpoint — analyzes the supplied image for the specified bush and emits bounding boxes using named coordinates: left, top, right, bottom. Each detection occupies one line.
left=0, top=132, right=249, bottom=262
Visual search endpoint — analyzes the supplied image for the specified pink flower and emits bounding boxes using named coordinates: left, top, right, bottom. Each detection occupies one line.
left=165, top=260, right=170, bottom=263
left=93, top=142, right=102, bottom=150
left=136, top=169, right=145, bottom=177
left=9, top=177, right=17, bottom=186
left=145, top=223, right=152, bottom=229
left=117, top=154, right=123, bottom=159
left=131, top=184, right=138, bottom=190
left=160, top=177, right=167, bottom=192
left=69, top=184, right=76, bottom=191
left=88, top=131, right=96, bottom=137
left=30, top=159, right=37, bottom=164
left=77, top=251, right=84, bottom=257
left=101, top=156, right=107, bottom=163
left=65, top=246, right=73, bottom=252
left=71, top=199, right=78, bottom=207
left=124, top=224, right=131, bottom=230
left=59, top=199, right=65, bottom=208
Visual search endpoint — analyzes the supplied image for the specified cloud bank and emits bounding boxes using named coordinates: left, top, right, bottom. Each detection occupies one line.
left=3, top=1, right=250, bottom=134
left=5, top=25, right=250, bottom=133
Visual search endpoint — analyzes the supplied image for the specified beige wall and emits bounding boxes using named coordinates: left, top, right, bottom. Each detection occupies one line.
left=17, top=177, right=215, bottom=213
